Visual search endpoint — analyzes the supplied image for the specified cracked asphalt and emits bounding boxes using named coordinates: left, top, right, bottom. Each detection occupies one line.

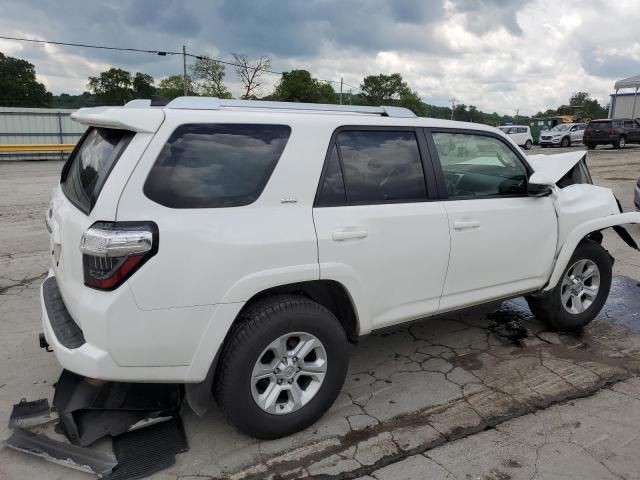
left=1, top=145, right=640, bottom=480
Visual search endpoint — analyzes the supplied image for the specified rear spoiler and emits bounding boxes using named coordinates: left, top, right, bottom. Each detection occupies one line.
left=70, top=106, right=165, bottom=133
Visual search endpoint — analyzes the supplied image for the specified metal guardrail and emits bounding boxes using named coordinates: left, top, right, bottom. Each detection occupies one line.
left=0, top=144, right=75, bottom=152
left=0, top=108, right=84, bottom=160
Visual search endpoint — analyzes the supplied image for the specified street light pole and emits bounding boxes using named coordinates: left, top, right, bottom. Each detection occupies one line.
left=182, top=45, right=188, bottom=96
left=339, top=77, right=343, bottom=105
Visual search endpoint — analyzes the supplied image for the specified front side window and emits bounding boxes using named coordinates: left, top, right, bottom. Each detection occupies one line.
left=432, top=132, right=528, bottom=199
left=61, top=127, right=134, bottom=213
left=144, top=124, right=291, bottom=208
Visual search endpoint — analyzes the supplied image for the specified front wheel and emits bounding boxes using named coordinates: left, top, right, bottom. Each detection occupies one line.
left=214, top=295, right=349, bottom=439
left=524, top=140, right=532, bottom=150
left=526, top=240, right=612, bottom=332
left=587, top=143, right=596, bottom=150
left=561, top=136, right=570, bottom=148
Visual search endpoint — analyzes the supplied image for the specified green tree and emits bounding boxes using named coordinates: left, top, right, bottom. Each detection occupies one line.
left=88, top=68, right=133, bottom=105
left=157, top=75, right=192, bottom=100
left=88, top=68, right=158, bottom=105
left=360, top=73, right=409, bottom=104
left=0, top=52, right=52, bottom=107
left=272, top=70, right=336, bottom=103
left=133, top=72, right=156, bottom=98
left=190, top=57, right=232, bottom=98
left=359, top=73, right=426, bottom=116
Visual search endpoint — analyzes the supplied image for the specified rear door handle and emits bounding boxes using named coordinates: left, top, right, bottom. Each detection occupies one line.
left=332, top=226, right=368, bottom=241
left=453, top=219, right=481, bottom=230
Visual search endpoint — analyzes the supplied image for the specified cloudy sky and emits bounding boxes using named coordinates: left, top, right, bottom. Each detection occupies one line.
left=1, top=0, right=639, bottom=115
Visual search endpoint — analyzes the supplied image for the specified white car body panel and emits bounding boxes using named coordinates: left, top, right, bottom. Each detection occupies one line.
left=42, top=100, right=640, bottom=384
left=313, top=202, right=451, bottom=333
left=440, top=196, right=557, bottom=311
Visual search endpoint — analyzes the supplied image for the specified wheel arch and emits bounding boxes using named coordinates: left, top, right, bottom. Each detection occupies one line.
left=237, top=279, right=361, bottom=343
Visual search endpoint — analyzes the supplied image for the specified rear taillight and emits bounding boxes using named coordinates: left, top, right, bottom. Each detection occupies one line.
left=610, top=128, right=616, bottom=135
left=80, top=222, right=158, bottom=290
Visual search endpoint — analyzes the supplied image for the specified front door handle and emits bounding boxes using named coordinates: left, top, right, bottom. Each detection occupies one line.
left=332, top=226, right=368, bottom=241
left=453, top=219, right=481, bottom=230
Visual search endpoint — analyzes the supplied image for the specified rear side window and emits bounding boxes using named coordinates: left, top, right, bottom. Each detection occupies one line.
left=144, top=124, right=291, bottom=208
left=317, top=130, right=426, bottom=205
left=61, top=127, right=134, bottom=214
left=587, top=121, right=611, bottom=129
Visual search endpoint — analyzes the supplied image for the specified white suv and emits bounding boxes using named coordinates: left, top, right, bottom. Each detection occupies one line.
left=498, top=125, right=533, bottom=150
left=41, top=98, right=640, bottom=439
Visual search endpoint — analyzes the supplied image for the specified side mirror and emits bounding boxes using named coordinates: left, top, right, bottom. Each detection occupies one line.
left=528, top=172, right=555, bottom=197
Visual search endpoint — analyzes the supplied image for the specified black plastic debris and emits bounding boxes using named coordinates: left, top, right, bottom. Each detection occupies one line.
left=104, top=416, right=189, bottom=480
left=6, top=427, right=117, bottom=477
left=53, top=370, right=182, bottom=447
left=9, top=398, right=51, bottom=428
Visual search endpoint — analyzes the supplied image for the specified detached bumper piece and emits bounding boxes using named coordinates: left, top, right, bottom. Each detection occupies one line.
left=54, top=370, right=181, bottom=447
left=7, top=370, right=189, bottom=480
left=6, top=427, right=118, bottom=477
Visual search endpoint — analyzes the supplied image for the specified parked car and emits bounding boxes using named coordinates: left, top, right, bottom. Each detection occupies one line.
left=498, top=125, right=533, bottom=150
left=539, top=123, right=586, bottom=147
left=41, top=98, right=640, bottom=440
left=584, top=118, right=640, bottom=149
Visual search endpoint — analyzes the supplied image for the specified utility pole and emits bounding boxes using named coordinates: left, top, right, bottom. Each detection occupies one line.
left=349, top=88, right=352, bottom=105
left=182, top=45, right=188, bottom=96
left=515, top=108, right=520, bottom=123
left=339, top=77, right=343, bottom=105
left=450, top=98, right=457, bottom=120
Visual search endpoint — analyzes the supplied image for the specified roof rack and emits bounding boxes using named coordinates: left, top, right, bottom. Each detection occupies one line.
left=164, top=96, right=417, bottom=118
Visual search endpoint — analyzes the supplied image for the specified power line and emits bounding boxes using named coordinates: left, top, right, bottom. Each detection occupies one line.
left=0, top=35, right=360, bottom=90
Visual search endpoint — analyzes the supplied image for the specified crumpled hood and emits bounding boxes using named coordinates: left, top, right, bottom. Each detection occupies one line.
left=527, top=151, right=587, bottom=183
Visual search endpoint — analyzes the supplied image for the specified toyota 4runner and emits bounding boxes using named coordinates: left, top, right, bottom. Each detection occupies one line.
left=41, top=97, right=640, bottom=439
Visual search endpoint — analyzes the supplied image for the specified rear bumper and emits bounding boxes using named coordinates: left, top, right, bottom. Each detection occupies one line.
left=40, top=272, right=240, bottom=383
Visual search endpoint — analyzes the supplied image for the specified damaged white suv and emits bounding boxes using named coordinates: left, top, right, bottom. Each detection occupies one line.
left=41, top=98, right=640, bottom=439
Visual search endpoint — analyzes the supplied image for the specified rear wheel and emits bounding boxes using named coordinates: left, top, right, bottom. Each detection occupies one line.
left=587, top=143, right=596, bottom=149
left=214, top=295, right=349, bottom=439
left=614, top=136, right=626, bottom=149
left=526, top=240, right=612, bottom=332
left=524, top=140, right=532, bottom=150
left=561, top=136, right=570, bottom=148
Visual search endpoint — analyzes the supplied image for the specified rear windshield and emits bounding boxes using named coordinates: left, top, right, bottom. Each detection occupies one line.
left=61, top=127, right=134, bottom=213
left=587, top=121, right=611, bottom=129
left=144, top=124, right=291, bottom=209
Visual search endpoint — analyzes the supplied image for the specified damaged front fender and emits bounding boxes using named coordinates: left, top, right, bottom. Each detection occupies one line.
left=544, top=211, right=640, bottom=291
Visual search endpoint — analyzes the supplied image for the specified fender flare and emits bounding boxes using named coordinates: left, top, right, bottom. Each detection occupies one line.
left=543, top=212, right=640, bottom=291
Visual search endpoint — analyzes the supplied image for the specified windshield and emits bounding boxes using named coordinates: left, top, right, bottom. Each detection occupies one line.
left=550, top=124, right=571, bottom=132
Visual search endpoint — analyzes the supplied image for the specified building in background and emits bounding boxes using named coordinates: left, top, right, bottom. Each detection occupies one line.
left=609, top=75, right=640, bottom=120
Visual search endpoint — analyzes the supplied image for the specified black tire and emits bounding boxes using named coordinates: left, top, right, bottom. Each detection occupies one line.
left=214, top=294, right=349, bottom=439
left=587, top=143, right=596, bottom=150
left=524, top=140, right=532, bottom=150
left=561, top=136, right=570, bottom=148
left=526, top=240, right=612, bottom=332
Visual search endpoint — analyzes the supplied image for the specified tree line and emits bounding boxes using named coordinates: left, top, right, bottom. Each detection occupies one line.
left=0, top=51, right=609, bottom=125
